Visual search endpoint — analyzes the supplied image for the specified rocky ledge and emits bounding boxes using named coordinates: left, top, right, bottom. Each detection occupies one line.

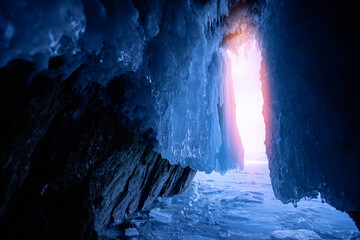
left=0, top=59, right=196, bottom=239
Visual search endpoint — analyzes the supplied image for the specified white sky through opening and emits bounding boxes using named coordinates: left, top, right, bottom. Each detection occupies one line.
left=227, top=39, right=266, bottom=162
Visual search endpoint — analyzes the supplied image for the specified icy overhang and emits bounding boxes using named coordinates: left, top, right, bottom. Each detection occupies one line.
left=0, top=0, right=264, bottom=173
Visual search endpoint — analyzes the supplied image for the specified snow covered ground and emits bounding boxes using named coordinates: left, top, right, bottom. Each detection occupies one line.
left=102, top=160, right=359, bottom=240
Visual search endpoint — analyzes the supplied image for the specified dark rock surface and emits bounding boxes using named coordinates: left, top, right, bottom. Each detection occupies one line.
left=0, top=59, right=196, bottom=239
left=261, top=0, right=360, bottom=227
left=0, top=0, right=240, bottom=238
left=0, top=0, right=245, bottom=173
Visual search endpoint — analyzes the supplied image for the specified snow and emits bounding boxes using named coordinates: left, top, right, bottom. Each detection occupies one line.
left=270, top=230, right=321, bottom=240
left=179, top=236, right=215, bottom=240
left=110, top=160, right=359, bottom=239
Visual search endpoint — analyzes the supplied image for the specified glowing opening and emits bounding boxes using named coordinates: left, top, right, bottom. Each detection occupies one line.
left=226, top=39, right=266, bottom=162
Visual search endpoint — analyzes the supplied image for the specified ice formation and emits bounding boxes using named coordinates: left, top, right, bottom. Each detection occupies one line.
left=259, top=0, right=360, bottom=218
left=0, top=0, right=255, bottom=173
left=2, top=0, right=360, bottom=238
left=106, top=162, right=358, bottom=239
left=124, top=228, right=139, bottom=237
left=270, top=230, right=321, bottom=240
left=149, top=208, right=173, bottom=224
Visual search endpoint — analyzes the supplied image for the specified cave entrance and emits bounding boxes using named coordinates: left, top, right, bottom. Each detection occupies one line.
left=123, top=24, right=358, bottom=240
left=226, top=38, right=267, bottom=165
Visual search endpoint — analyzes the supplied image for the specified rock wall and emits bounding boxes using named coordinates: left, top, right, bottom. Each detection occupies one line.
left=0, top=60, right=196, bottom=239
left=0, top=0, right=252, bottom=238
left=260, top=0, right=360, bottom=227
left=0, top=0, right=245, bottom=173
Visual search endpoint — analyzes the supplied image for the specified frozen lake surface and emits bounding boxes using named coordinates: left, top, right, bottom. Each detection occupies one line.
left=102, top=161, right=359, bottom=240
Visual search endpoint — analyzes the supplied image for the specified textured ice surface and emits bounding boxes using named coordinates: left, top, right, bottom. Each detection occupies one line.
left=270, top=229, right=321, bottom=240
left=259, top=0, right=360, bottom=213
left=149, top=209, right=172, bottom=224
left=148, top=1, right=244, bottom=173
left=125, top=228, right=139, bottom=236
left=0, top=0, right=85, bottom=68
left=0, top=0, right=251, bottom=173
left=106, top=160, right=359, bottom=239
left=179, top=236, right=215, bottom=240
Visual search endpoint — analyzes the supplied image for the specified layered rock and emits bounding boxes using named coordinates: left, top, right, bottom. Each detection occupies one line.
left=0, top=60, right=195, bottom=239
left=0, top=0, right=247, bottom=238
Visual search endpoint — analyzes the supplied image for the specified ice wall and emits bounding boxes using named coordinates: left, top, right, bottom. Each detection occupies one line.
left=146, top=0, right=238, bottom=172
left=0, top=0, right=249, bottom=173
left=260, top=0, right=360, bottom=219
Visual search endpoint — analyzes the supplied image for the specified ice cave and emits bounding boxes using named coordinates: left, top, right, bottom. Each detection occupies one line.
left=0, top=0, right=360, bottom=239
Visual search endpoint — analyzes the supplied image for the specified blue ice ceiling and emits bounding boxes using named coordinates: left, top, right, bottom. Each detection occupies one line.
left=0, top=0, right=262, bottom=173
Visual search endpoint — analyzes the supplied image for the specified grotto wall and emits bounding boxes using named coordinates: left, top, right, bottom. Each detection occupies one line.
left=0, top=0, right=245, bottom=173
left=0, top=0, right=248, bottom=238
left=260, top=0, right=360, bottom=227
left=0, top=59, right=196, bottom=239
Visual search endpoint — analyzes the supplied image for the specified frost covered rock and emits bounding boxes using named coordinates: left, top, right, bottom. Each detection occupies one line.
left=186, top=213, right=200, bottom=225
left=125, top=228, right=139, bottom=236
left=261, top=0, right=360, bottom=226
left=270, top=229, right=321, bottom=240
left=1, top=1, right=252, bottom=238
left=0, top=0, right=247, bottom=173
left=0, top=0, right=85, bottom=68
left=0, top=60, right=196, bottom=239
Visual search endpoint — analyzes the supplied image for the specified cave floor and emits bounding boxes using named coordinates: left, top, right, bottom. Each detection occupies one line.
left=101, top=161, right=359, bottom=240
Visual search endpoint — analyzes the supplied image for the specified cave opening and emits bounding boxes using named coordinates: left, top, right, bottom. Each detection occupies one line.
left=124, top=13, right=353, bottom=239
left=226, top=38, right=267, bottom=165
left=1, top=0, right=359, bottom=238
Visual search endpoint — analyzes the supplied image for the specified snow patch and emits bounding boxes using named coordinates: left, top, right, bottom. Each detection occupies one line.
left=270, top=229, right=321, bottom=240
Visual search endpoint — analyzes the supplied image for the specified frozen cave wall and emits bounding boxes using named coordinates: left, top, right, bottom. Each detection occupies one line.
left=261, top=0, right=360, bottom=227
left=0, top=0, right=250, bottom=238
left=0, top=0, right=245, bottom=173
left=4, top=0, right=360, bottom=238
left=0, top=62, right=196, bottom=238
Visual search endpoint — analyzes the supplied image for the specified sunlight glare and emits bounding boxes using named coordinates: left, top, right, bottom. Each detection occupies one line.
left=226, top=39, right=266, bottom=161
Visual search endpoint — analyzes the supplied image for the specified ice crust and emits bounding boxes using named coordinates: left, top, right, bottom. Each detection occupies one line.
left=149, top=208, right=172, bottom=224
left=270, top=230, right=321, bottom=240
left=112, top=162, right=359, bottom=239
left=0, top=0, right=85, bottom=68
left=0, top=0, right=247, bottom=173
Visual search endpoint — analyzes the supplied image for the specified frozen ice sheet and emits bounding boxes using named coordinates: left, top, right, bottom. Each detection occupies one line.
left=118, top=161, right=359, bottom=239
left=270, top=229, right=321, bottom=240
left=149, top=209, right=173, bottom=224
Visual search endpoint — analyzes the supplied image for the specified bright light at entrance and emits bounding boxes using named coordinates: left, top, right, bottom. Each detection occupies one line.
left=226, top=39, right=266, bottom=161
